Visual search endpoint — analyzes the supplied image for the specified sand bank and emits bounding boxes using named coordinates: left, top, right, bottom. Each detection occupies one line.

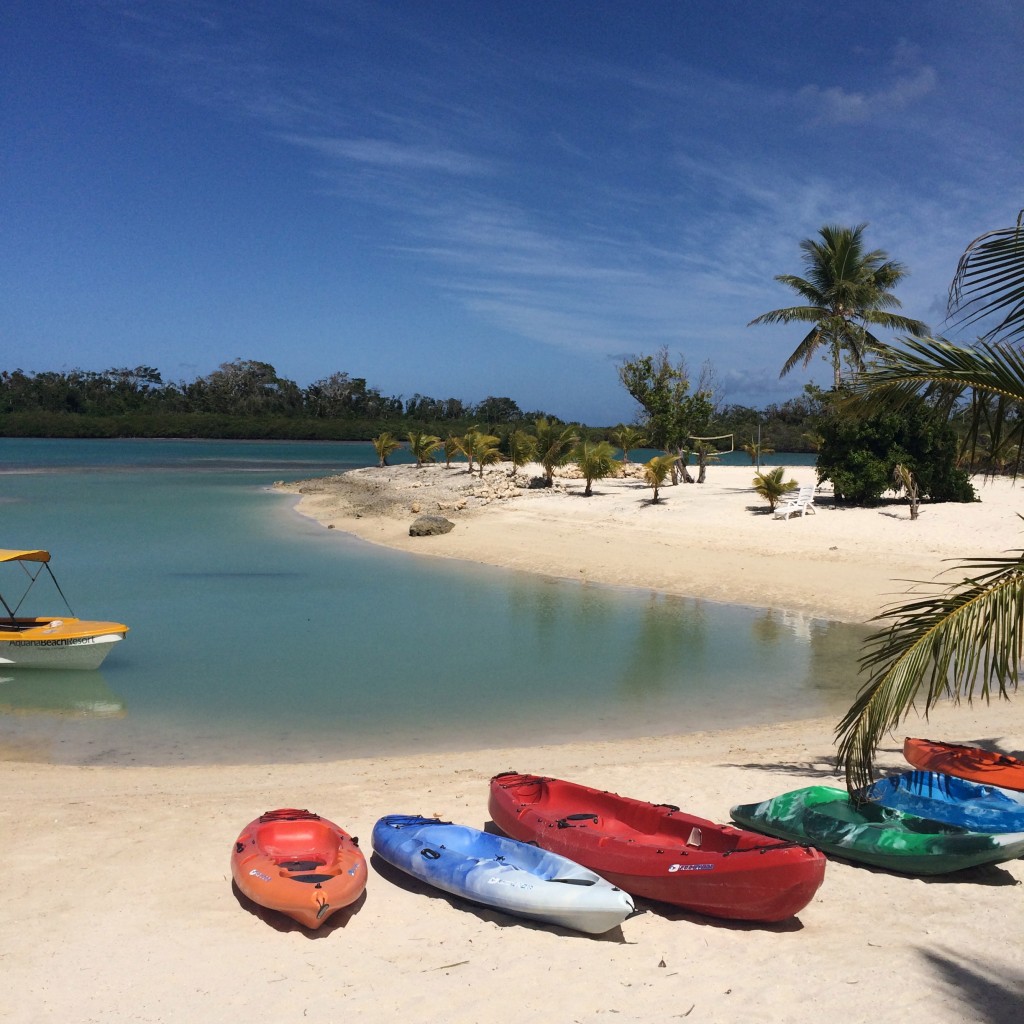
left=280, top=462, right=1024, bottom=624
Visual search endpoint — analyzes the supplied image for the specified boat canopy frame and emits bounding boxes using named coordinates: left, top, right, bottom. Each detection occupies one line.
left=0, top=550, right=76, bottom=620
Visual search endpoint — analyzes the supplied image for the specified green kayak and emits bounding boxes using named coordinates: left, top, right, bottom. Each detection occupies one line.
left=730, top=785, right=1024, bottom=875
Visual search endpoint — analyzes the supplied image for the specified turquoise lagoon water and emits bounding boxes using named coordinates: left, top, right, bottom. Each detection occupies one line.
left=0, top=438, right=860, bottom=766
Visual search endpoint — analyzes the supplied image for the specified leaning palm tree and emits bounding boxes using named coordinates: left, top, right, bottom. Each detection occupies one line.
left=835, top=209, right=1024, bottom=789
left=752, top=467, right=798, bottom=511
left=573, top=440, right=618, bottom=497
left=642, top=455, right=676, bottom=503
left=372, top=431, right=401, bottom=467
left=749, top=223, right=928, bottom=389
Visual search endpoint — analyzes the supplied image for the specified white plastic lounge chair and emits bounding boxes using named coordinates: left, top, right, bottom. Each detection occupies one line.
left=773, top=484, right=816, bottom=520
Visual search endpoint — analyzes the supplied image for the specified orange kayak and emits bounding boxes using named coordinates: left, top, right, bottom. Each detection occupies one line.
left=231, top=808, right=367, bottom=928
left=904, top=737, right=1024, bottom=792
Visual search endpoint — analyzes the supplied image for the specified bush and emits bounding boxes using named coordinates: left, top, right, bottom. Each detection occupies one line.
left=817, top=402, right=975, bottom=505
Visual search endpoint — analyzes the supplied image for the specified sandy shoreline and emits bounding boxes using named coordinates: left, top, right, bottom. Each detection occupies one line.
left=5, top=460, right=1024, bottom=1021
left=279, top=461, right=1024, bottom=624
left=5, top=702, right=1023, bottom=1022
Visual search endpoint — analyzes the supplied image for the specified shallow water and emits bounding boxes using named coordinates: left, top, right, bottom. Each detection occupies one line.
left=0, top=438, right=861, bottom=766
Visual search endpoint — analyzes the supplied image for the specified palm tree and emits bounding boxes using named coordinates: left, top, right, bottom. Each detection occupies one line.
left=442, top=434, right=461, bottom=468
left=534, top=418, right=579, bottom=486
left=752, top=467, right=798, bottom=511
left=749, top=223, right=928, bottom=389
left=642, top=455, right=676, bottom=503
left=742, top=440, right=775, bottom=466
left=372, top=431, right=401, bottom=467
left=407, top=431, right=441, bottom=467
left=474, top=432, right=503, bottom=477
left=507, top=429, right=537, bottom=473
left=892, top=463, right=920, bottom=520
left=455, top=427, right=483, bottom=474
left=573, top=440, right=618, bottom=496
left=835, top=209, right=1024, bottom=789
left=611, top=425, right=648, bottom=463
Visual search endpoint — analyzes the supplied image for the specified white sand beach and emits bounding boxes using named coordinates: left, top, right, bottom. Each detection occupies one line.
left=4, top=462, right=1024, bottom=1022
left=280, top=462, right=1024, bottom=624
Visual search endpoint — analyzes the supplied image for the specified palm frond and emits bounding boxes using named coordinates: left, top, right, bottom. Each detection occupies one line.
left=859, top=310, right=929, bottom=336
left=949, top=211, right=1024, bottom=341
left=779, top=326, right=825, bottom=377
left=836, top=548, right=1024, bottom=789
left=747, top=303, right=827, bottom=327
left=844, top=336, right=1024, bottom=469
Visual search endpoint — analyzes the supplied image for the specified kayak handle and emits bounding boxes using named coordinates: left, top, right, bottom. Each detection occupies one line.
left=420, top=848, right=441, bottom=860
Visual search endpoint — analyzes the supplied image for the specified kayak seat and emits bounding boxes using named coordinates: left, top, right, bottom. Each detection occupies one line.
left=261, top=819, right=341, bottom=864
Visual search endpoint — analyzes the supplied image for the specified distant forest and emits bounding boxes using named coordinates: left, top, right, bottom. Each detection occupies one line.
left=0, top=359, right=821, bottom=452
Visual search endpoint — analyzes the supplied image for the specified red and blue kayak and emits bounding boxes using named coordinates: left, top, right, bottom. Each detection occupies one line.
left=488, top=772, right=826, bottom=923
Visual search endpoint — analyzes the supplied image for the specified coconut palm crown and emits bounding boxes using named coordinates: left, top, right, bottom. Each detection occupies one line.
left=749, top=223, right=928, bottom=389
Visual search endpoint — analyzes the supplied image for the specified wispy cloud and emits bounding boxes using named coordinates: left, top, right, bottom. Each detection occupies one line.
left=282, top=134, right=494, bottom=176
left=796, top=65, right=938, bottom=126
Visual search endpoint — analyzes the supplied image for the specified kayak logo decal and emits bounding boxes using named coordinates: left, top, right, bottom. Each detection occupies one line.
left=249, top=869, right=272, bottom=882
left=668, top=863, right=714, bottom=872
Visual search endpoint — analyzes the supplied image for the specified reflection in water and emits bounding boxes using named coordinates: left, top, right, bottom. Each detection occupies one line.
left=618, top=594, right=708, bottom=698
left=0, top=670, right=125, bottom=718
left=0, top=438, right=867, bottom=766
left=804, top=617, right=869, bottom=701
left=751, top=609, right=867, bottom=702
left=751, top=609, right=817, bottom=646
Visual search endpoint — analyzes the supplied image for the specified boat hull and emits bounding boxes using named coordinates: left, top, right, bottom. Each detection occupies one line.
left=731, top=785, right=1024, bottom=875
left=903, top=737, right=1024, bottom=791
left=0, top=618, right=127, bottom=670
left=231, top=808, right=367, bottom=929
left=372, top=814, right=635, bottom=934
left=863, top=770, right=1024, bottom=832
left=488, top=772, right=825, bottom=923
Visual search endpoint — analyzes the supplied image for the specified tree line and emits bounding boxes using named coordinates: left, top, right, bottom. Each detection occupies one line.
left=0, top=357, right=825, bottom=449
left=0, top=361, right=561, bottom=440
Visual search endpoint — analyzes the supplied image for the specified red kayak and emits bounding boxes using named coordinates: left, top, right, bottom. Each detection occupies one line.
left=231, top=808, right=367, bottom=929
left=488, top=772, right=826, bottom=923
left=904, top=737, right=1024, bottom=791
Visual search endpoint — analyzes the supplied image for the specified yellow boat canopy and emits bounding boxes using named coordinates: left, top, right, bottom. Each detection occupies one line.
left=0, top=549, right=51, bottom=563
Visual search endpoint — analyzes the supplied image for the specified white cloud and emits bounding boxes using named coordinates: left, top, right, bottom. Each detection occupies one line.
left=283, top=134, right=495, bottom=176
left=797, top=65, right=938, bottom=126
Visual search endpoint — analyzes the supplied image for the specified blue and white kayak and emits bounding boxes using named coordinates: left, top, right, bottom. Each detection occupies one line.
left=371, top=814, right=635, bottom=934
left=862, top=770, right=1024, bottom=833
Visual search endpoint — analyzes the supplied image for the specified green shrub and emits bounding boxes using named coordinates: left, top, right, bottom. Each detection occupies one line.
left=817, top=401, right=975, bottom=505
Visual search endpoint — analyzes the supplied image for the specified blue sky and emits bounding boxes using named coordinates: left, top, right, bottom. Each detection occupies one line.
left=3, top=1, right=1022, bottom=425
